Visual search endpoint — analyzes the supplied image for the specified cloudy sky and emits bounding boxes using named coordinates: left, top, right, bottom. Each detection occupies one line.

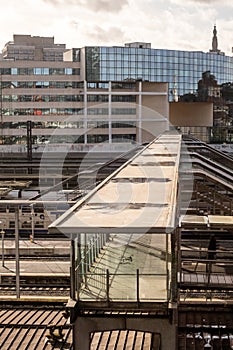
left=0, top=0, right=232, bottom=55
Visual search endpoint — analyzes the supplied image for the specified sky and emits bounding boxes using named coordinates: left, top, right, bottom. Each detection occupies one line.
left=0, top=0, right=232, bottom=55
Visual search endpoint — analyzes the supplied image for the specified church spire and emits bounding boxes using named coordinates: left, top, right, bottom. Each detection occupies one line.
left=210, top=25, right=221, bottom=54
left=212, top=25, right=218, bottom=52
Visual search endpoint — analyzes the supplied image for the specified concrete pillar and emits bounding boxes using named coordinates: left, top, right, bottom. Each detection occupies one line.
left=138, top=81, right=142, bottom=144
left=84, top=80, right=87, bottom=144
left=108, top=81, right=112, bottom=143
left=74, top=316, right=125, bottom=350
left=73, top=315, right=176, bottom=350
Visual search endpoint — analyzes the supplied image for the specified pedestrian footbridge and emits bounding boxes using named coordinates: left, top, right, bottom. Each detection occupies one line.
left=49, top=132, right=233, bottom=350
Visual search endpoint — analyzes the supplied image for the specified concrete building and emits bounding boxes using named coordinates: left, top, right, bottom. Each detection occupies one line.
left=0, top=35, right=171, bottom=151
left=2, top=34, right=67, bottom=61
left=78, top=26, right=233, bottom=101
left=0, top=71, right=170, bottom=150
left=1, top=28, right=231, bottom=151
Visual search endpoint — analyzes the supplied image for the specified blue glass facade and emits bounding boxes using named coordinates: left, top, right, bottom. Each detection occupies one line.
left=85, top=46, right=233, bottom=101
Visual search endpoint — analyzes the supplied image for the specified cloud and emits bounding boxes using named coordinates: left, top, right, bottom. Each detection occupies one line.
left=189, top=0, right=220, bottom=2
left=172, top=0, right=232, bottom=5
left=0, top=0, right=232, bottom=56
left=42, top=0, right=128, bottom=12
left=84, top=0, right=128, bottom=12
left=192, top=0, right=231, bottom=2
left=42, top=0, right=59, bottom=4
left=84, top=26, right=127, bottom=44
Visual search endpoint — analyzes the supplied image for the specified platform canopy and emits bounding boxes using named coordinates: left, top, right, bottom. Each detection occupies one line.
left=0, top=180, right=32, bottom=189
left=0, top=188, right=11, bottom=198
left=180, top=214, right=233, bottom=229
left=49, top=133, right=182, bottom=235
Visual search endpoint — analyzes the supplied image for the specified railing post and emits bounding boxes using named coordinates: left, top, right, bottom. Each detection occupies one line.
left=84, top=234, right=88, bottom=287
left=137, top=269, right=140, bottom=303
left=76, top=234, right=82, bottom=301
left=98, top=234, right=101, bottom=254
left=70, top=238, right=76, bottom=300
left=91, top=238, right=94, bottom=265
left=1, top=229, right=5, bottom=267
left=106, top=269, right=110, bottom=302
left=87, top=242, right=90, bottom=270
left=95, top=234, right=98, bottom=256
left=167, top=269, right=170, bottom=301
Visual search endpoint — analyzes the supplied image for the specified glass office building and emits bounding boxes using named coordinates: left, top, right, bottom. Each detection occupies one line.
left=85, top=46, right=233, bottom=101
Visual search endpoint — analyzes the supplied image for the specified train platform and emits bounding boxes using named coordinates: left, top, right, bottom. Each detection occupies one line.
left=0, top=259, right=70, bottom=275
left=0, top=239, right=70, bottom=299
left=0, top=238, right=70, bottom=257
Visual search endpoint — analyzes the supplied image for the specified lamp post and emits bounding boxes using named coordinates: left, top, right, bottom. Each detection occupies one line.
left=1, top=228, right=5, bottom=267
left=15, top=205, right=20, bottom=298
left=30, top=203, right=35, bottom=242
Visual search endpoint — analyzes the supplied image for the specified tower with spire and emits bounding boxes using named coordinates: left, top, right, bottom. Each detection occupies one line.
left=209, top=25, right=224, bottom=55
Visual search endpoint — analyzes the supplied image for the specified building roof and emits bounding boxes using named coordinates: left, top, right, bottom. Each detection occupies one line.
left=49, top=133, right=181, bottom=235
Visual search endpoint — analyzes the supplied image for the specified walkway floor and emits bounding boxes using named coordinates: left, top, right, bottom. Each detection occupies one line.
left=79, top=233, right=171, bottom=302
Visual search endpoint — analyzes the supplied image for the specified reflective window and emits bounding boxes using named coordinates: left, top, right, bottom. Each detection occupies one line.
left=34, top=68, right=42, bottom=75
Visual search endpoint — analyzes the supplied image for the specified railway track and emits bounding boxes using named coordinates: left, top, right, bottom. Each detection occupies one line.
left=0, top=285, right=70, bottom=296
left=0, top=273, right=69, bottom=284
left=1, top=255, right=69, bottom=261
left=0, top=273, right=70, bottom=296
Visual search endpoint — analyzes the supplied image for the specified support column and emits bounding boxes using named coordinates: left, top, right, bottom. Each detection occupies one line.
left=138, top=81, right=142, bottom=144
left=84, top=80, right=87, bottom=144
left=73, top=316, right=176, bottom=350
left=171, top=228, right=178, bottom=303
left=108, top=81, right=112, bottom=144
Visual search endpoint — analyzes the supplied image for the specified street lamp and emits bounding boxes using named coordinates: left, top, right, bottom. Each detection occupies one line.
left=30, top=203, right=35, bottom=242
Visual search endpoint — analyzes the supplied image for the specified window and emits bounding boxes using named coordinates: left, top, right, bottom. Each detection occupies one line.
left=34, top=68, right=42, bottom=75
left=65, top=68, right=72, bottom=75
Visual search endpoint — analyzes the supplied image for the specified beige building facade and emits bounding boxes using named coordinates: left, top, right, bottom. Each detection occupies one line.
left=0, top=35, right=214, bottom=151
left=0, top=36, right=171, bottom=150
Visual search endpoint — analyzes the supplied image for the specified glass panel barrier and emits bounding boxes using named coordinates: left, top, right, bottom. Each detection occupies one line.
left=76, top=271, right=169, bottom=302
